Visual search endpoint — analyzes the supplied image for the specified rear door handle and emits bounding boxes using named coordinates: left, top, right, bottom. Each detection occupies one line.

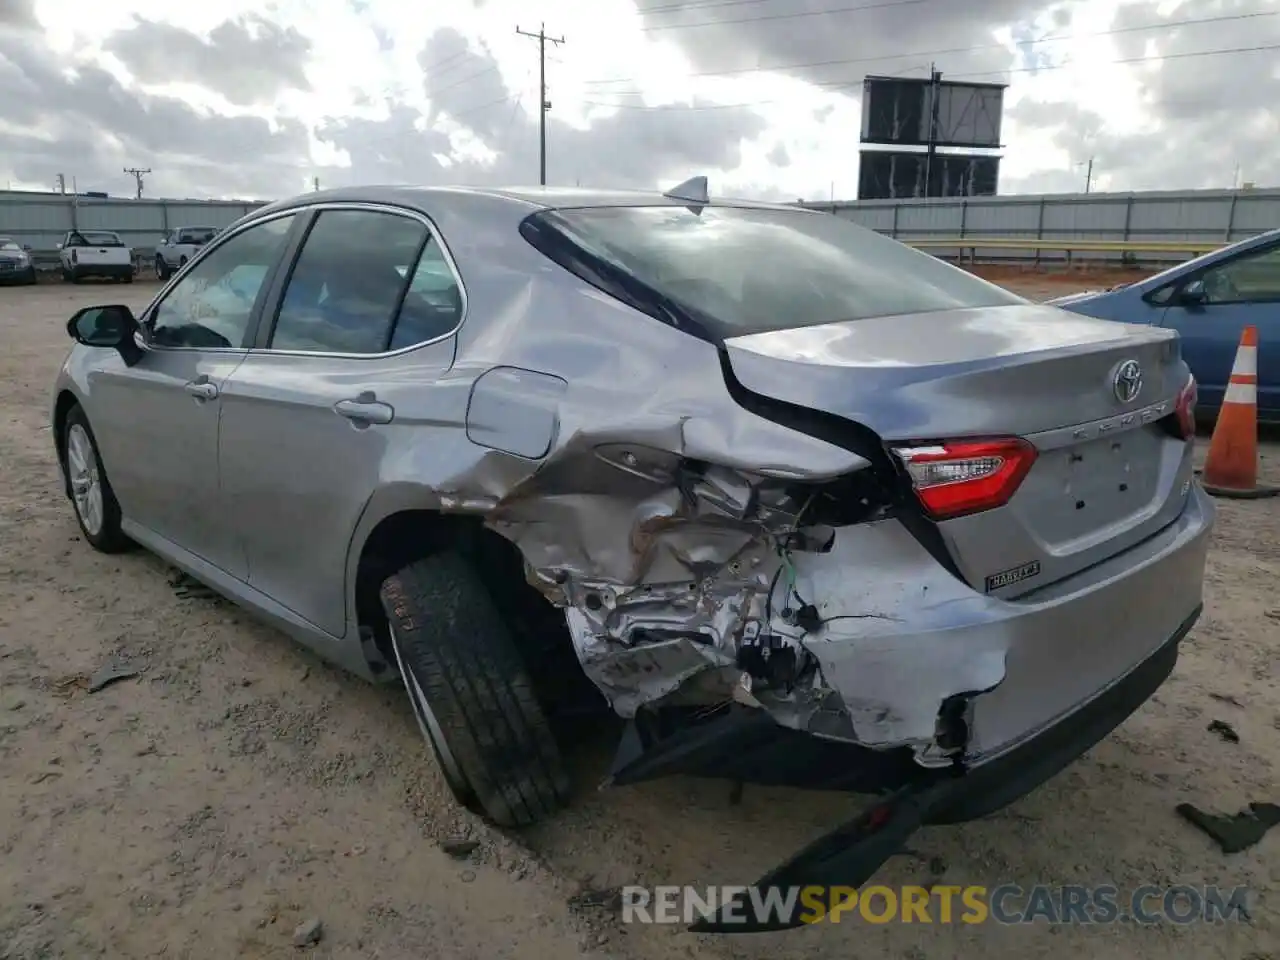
left=184, top=378, right=218, bottom=400
left=335, top=395, right=394, bottom=425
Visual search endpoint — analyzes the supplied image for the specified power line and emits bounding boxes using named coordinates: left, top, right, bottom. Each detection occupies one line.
left=583, top=10, right=1276, bottom=88
left=419, top=48, right=476, bottom=77
left=516, top=23, right=565, bottom=186
left=637, top=0, right=806, bottom=14
left=426, top=64, right=504, bottom=101
left=639, top=0, right=930, bottom=32
left=579, top=41, right=1280, bottom=110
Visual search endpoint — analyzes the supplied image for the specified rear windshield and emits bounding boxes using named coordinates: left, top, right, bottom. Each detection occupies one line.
left=531, top=205, right=1024, bottom=338
left=71, top=231, right=124, bottom=246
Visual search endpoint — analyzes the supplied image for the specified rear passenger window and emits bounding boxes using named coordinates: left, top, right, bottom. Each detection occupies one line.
left=388, top=239, right=464, bottom=350
left=269, top=209, right=462, bottom=354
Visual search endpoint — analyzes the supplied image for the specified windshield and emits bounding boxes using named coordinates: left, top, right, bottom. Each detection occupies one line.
left=532, top=205, right=1025, bottom=338
left=71, top=231, right=124, bottom=247
left=181, top=228, right=216, bottom=244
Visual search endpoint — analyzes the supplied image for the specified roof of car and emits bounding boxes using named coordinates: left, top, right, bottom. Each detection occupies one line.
left=256, top=184, right=812, bottom=217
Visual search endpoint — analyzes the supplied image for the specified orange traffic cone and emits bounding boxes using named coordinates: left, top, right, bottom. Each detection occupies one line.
left=1200, top=325, right=1276, bottom=498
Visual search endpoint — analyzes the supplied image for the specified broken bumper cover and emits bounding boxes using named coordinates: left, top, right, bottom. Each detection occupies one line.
left=690, top=602, right=1200, bottom=933
left=784, top=482, right=1214, bottom=762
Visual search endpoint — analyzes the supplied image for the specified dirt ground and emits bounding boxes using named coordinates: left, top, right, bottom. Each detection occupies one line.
left=1, top=277, right=1277, bottom=960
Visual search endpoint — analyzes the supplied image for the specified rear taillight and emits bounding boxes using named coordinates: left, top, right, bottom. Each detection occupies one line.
left=892, top=438, right=1037, bottom=521
left=1173, top=375, right=1197, bottom=440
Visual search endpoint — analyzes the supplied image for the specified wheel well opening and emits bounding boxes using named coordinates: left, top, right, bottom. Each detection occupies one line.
left=52, top=391, right=79, bottom=490
left=354, top=511, right=586, bottom=708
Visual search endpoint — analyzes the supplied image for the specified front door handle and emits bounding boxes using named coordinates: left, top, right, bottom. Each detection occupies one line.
left=184, top=378, right=218, bottom=400
left=335, top=393, right=394, bottom=425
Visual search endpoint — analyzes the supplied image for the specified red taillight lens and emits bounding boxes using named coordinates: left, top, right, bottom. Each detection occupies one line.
left=892, top=438, right=1038, bottom=520
left=1174, top=375, right=1197, bottom=440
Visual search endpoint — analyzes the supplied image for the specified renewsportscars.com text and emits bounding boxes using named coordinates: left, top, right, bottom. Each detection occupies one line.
left=621, top=883, right=1251, bottom=926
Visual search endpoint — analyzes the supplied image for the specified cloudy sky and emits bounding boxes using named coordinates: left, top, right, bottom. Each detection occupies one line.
left=0, top=0, right=1275, bottom=202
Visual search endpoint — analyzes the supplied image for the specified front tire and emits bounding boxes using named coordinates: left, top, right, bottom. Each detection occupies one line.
left=62, top=405, right=130, bottom=553
left=156, top=256, right=170, bottom=280
left=380, top=553, right=570, bottom=828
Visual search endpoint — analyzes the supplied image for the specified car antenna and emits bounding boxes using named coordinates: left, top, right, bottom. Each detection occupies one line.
left=663, top=175, right=709, bottom=205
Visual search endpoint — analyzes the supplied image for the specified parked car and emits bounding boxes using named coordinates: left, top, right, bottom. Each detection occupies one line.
left=1050, top=227, right=1280, bottom=422
left=58, top=229, right=134, bottom=283
left=0, top=236, right=36, bottom=285
left=155, top=226, right=218, bottom=280
left=49, top=184, right=1213, bottom=923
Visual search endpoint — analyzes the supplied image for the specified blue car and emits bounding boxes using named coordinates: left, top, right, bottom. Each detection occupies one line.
left=1050, top=228, right=1279, bottom=423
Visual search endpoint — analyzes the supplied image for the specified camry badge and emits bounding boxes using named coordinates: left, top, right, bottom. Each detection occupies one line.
left=1112, top=360, right=1142, bottom=404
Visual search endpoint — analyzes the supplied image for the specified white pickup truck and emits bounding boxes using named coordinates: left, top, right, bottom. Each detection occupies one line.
left=58, top=230, right=134, bottom=283
left=155, top=226, right=218, bottom=280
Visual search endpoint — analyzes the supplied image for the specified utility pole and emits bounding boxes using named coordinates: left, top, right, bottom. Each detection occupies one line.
left=923, top=64, right=941, bottom=198
left=123, top=167, right=151, bottom=200
left=516, top=22, right=564, bottom=186
left=313, top=176, right=320, bottom=192
left=1083, top=156, right=1094, bottom=193
left=55, top=173, right=66, bottom=194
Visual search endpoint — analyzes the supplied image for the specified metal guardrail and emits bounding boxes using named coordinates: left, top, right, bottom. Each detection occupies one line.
left=905, top=237, right=1225, bottom=257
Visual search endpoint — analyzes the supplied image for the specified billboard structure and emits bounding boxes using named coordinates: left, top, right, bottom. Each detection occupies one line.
left=857, top=70, right=1006, bottom=200
left=857, top=151, right=1000, bottom=201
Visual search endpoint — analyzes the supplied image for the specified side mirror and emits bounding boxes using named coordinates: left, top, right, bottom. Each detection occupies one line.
left=55, top=242, right=63, bottom=250
left=66, top=305, right=143, bottom=366
left=1180, top=279, right=1208, bottom=305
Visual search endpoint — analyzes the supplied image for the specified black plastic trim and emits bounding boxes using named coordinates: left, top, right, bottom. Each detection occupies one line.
left=519, top=211, right=721, bottom=345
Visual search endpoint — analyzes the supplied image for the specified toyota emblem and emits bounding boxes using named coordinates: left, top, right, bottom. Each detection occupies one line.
left=1112, top=360, right=1143, bottom=404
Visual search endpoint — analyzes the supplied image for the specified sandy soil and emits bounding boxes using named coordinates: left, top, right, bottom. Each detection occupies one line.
left=1, top=278, right=1277, bottom=959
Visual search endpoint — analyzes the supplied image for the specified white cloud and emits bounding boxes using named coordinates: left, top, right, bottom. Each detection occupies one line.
left=0, top=0, right=1274, bottom=200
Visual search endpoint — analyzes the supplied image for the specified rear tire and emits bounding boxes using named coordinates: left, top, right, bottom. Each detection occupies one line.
left=380, top=553, right=570, bottom=828
left=62, top=404, right=130, bottom=553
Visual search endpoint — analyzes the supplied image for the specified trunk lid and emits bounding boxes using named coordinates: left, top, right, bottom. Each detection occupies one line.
left=723, top=303, right=1193, bottom=594
left=75, top=247, right=131, bottom=265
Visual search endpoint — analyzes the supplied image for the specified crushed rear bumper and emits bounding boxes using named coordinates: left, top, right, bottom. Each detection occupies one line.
left=778, top=482, right=1214, bottom=763
left=684, top=602, right=1199, bottom=932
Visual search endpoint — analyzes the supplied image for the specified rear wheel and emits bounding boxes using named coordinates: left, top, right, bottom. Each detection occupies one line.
left=62, top=405, right=130, bottom=553
left=380, top=553, right=570, bottom=827
left=178, top=255, right=188, bottom=268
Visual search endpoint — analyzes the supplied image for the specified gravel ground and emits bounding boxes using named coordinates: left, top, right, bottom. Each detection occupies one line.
left=1, top=277, right=1277, bottom=959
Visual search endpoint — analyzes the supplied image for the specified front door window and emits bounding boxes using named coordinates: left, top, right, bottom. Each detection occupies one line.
left=149, top=215, right=297, bottom=349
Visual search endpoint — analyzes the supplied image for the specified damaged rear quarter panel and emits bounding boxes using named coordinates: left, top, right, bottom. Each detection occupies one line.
left=344, top=195, right=870, bottom=708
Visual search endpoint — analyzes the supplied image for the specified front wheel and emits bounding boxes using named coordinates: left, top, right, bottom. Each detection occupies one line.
left=62, top=405, right=130, bottom=553
left=380, top=553, right=570, bottom=828
left=155, top=256, right=169, bottom=280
